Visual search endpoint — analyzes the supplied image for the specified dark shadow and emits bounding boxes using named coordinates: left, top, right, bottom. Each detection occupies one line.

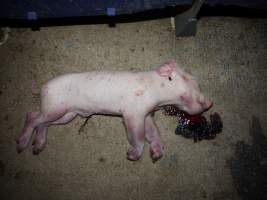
left=199, top=5, right=267, bottom=18
left=0, top=6, right=189, bottom=28
left=0, top=5, right=267, bottom=29
left=228, top=116, right=267, bottom=200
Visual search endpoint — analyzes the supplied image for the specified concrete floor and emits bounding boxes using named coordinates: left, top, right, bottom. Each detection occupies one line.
left=0, top=17, right=267, bottom=200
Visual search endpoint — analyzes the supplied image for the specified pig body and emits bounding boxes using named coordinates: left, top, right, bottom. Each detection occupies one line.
left=16, top=61, right=212, bottom=162
left=41, top=71, right=156, bottom=117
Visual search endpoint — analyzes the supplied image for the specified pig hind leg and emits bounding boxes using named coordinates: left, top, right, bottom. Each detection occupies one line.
left=31, top=112, right=78, bottom=154
left=16, top=110, right=68, bottom=153
left=16, top=112, right=40, bottom=153
left=145, top=115, right=164, bottom=162
left=51, top=112, right=77, bottom=125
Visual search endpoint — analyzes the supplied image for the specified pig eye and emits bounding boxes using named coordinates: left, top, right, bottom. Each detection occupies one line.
left=168, top=77, right=172, bottom=81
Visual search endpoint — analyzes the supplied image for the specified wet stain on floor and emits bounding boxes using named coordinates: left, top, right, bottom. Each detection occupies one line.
left=228, top=116, right=267, bottom=200
left=98, top=157, right=106, bottom=163
left=0, top=160, right=5, bottom=176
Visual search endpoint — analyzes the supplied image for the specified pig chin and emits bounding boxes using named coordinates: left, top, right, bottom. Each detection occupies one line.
left=177, top=105, right=209, bottom=115
left=181, top=107, right=200, bottom=115
left=187, top=109, right=205, bottom=115
left=173, top=105, right=198, bottom=115
left=187, top=103, right=213, bottom=115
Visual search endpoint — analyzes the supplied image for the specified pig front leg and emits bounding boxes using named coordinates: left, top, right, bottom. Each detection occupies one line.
left=123, top=114, right=145, bottom=161
left=145, top=115, right=164, bottom=162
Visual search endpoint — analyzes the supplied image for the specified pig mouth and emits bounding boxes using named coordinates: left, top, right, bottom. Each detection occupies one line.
left=163, top=104, right=210, bottom=121
left=162, top=105, right=184, bottom=116
left=203, top=101, right=213, bottom=111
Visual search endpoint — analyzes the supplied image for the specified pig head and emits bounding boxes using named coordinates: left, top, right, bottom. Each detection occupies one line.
left=154, top=60, right=213, bottom=115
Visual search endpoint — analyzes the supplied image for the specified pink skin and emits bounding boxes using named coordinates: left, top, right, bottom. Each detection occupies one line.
left=134, top=90, right=144, bottom=96
left=123, top=114, right=146, bottom=161
left=16, top=60, right=212, bottom=162
left=145, top=115, right=164, bottom=162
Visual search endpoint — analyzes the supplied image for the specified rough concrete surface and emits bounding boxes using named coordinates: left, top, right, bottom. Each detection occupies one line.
left=0, top=17, right=267, bottom=200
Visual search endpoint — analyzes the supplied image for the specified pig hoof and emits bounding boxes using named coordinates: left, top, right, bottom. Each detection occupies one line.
left=32, top=142, right=46, bottom=155
left=32, top=148, right=42, bottom=155
left=32, top=146, right=43, bottom=155
left=127, top=154, right=141, bottom=161
left=16, top=146, right=24, bottom=154
left=127, top=148, right=141, bottom=161
left=150, top=149, right=163, bottom=163
left=16, top=137, right=28, bottom=153
left=150, top=143, right=164, bottom=162
left=151, top=152, right=163, bottom=163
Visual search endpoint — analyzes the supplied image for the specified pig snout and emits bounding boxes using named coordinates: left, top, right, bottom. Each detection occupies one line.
left=197, top=97, right=213, bottom=113
left=196, top=91, right=213, bottom=112
left=204, top=99, right=213, bottom=111
left=179, top=94, right=213, bottom=115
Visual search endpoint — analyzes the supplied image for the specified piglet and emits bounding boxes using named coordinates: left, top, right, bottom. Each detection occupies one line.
left=16, top=60, right=212, bottom=162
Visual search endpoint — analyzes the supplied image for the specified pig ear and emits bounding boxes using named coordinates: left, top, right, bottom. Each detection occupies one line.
left=156, top=60, right=177, bottom=78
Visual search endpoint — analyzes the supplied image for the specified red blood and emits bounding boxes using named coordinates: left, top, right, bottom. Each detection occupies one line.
left=189, top=114, right=202, bottom=124
left=164, top=106, right=203, bottom=126
left=163, top=105, right=223, bottom=142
